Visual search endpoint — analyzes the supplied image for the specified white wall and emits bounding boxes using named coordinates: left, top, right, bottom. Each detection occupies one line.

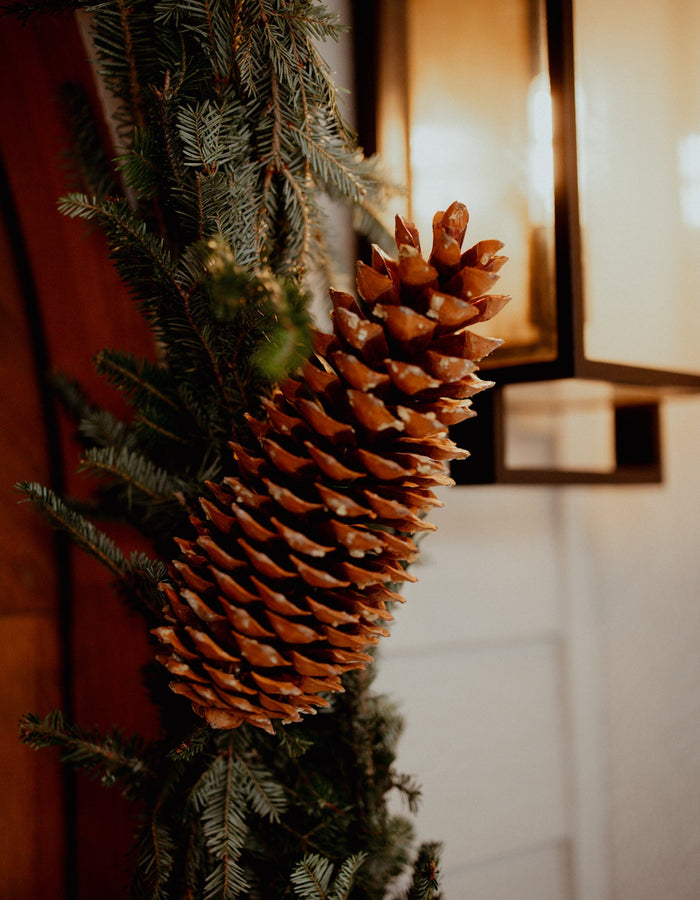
left=375, top=477, right=576, bottom=897
left=586, top=397, right=700, bottom=900
left=374, top=394, right=700, bottom=899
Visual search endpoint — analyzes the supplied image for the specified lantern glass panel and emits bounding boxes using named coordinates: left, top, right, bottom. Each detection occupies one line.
left=376, top=0, right=557, bottom=366
left=575, top=0, right=700, bottom=375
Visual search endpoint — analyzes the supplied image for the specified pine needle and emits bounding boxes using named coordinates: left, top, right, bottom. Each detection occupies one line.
left=402, top=843, right=443, bottom=900
left=18, top=711, right=154, bottom=798
left=16, top=482, right=127, bottom=577
left=291, top=854, right=335, bottom=899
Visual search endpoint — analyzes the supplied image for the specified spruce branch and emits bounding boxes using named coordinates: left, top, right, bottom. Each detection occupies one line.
left=189, top=751, right=251, bottom=899
left=151, top=70, right=192, bottom=207
left=275, top=4, right=342, bottom=42
left=18, top=711, right=154, bottom=799
left=275, top=727, right=313, bottom=760
left=390, top=772, right=423, bottom=816
left=129, top=805, right=177, bottom=900
left=134, top=410, right=192, bottom=448
left=291, top=854, right=335, bottom=900
left=177, top=98, right=249, bottom=172
left=88, top=0, right=153, bottom=137
left=58, top=202, right=240, bottom=429
left=181, top=282, right=236, bottom=419
left=94, top=350, right=183, bottom=417
left=115, top=126, right=161, bottom=200
left=123, top=552, right=170, bottom=617
left=59, top=81, right=118, bottom=200
left=16, top=482, right=127, bottom=577
left=290, top=852, right=367, bottom=900
left=400, top=843, right=443, bottom=900
left=232, top=756, right=287, bottom=824
left=167, top=723, right=213, bottom=763
left=79, top=407, right=135, bottom=451
left=50, top=372, right=133, bottom=452
left=182, top=816, right=209, bottom=899
left=293, top=130, right=367, bottom=204
left=280, top=165, right=315, bottom=267
left=117, top=0, right=148, bottom=130
left=57, top=194, right=179, bottom=309
left=79, top=445, right=186, bottom=506
left=328, top=853, right=368, bottom=900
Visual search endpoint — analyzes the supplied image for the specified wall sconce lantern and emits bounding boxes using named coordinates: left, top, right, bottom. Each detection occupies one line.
left=353, top=0, right=700, bottom=483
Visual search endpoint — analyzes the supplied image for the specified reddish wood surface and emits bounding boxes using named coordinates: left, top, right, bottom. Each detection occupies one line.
left=0, top=15, right=160, bottom=899
left=0, top=164, right=65, bottom=900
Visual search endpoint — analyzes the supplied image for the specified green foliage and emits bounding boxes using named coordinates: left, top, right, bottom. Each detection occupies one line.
left=391, top=773, right=423, bottom=817
left=79, top=445, right=187, bottom=506
left=16, top=480, right=170, bottom=616
left=60, top=82, right=118, bottom=200
left=400, top=843, right=443, bottom=900
left=291, top=852, right=367, bottom=900
left=206, top=242, right=313, bottom=382
left=11, top=1, right=442, bottom=897
left=190, top=753, right=252, bottom=898
left=129, top=811, right=178, bottom=900
left=16, top=481, right=128, bottom=577
left=233, top=755, right=287, bottom=824
left=55, top=0, right=391, bottom=276
left=18, top=711, right=153, bottom=800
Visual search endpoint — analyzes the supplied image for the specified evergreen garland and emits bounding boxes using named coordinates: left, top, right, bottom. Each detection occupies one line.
left=10, top=1, right=443, bottom=897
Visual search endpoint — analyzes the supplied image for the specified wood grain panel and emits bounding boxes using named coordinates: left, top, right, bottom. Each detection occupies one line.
left=0, top=167, right=58, bottom=616
left=0, top=132, right=65, bottom=899
left=0, top=15, right=160, bottom=899
left=0, top=615, right=65, bottom=899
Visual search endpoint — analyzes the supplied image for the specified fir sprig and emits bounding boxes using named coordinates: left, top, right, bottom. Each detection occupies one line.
left=400, top=843, right=443, bottom=900
left=291, top=852, right=368, bottom=900
left=190, top=752, right=251, bottom=899
left=57, top=193, right=181, bottom=314
left=18, top=711, right=154, bottom=799
left=390, top=772, right=423, bottom=816
left=80, top=445, right=185, bottom=497
left=128, top=808, right=178, bottom=900
left=233, top=756, right=288, bottom=824
left=79, top=407, right=135, bottom=451
left=60, top=82, right=118, bottom=200
left=123, top=552, right=170, bottom=617
left=16, top=481, right=127, bottom=577
left=16, top=481, right=169, bottom=615
left=115, top=127, right=160, bottom=200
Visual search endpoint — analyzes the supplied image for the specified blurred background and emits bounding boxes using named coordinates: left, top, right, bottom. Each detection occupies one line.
left=1, top=2, right=699, bottom=898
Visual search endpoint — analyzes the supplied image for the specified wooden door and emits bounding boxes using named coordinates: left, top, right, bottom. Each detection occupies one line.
left=0, top=15, right=158, bottom=899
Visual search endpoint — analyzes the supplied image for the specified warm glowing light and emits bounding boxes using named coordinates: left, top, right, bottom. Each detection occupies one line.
left=409, top=119, right=489, bottom=241
left=574, top=0, right=700, bottom=374
left=527, top=73, right=554, bottom=226
left=378, top=0, right=558, bottom=362
left=678, top=133, right=700, bottom=229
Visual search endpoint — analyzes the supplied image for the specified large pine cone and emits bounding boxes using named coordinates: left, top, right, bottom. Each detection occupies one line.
left=153, top=202, right=509, bottom=732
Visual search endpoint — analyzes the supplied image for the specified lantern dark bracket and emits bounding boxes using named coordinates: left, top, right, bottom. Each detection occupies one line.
left=452, top=388, right=663, bottom=486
